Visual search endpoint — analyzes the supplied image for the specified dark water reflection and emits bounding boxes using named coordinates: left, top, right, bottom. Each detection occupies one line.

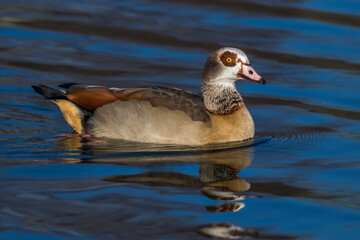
left=1, top=0, right=360, bottom=239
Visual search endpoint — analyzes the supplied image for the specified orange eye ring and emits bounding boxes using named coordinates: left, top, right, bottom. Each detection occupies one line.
left=226, top=58, right=232, bottom=63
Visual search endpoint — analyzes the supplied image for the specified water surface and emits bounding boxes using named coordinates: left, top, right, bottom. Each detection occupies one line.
left=0, top=0, right=360, bottom=239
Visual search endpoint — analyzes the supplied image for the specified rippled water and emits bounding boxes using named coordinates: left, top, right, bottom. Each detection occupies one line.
left=1, top=0, right=360, bottom=239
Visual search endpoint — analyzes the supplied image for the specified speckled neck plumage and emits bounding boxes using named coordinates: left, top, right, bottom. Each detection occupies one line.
left=202, top=82, right=243, bottom=115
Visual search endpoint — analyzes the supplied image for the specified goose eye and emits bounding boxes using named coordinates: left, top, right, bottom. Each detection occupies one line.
left=220, top=51, right=237, bottom=67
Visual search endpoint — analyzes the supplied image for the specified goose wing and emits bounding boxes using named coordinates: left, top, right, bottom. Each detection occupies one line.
left=62, top=84, right=210, bottom=122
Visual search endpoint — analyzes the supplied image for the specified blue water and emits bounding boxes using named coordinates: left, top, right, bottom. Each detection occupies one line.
left=0, top=0, right=360, bottom=239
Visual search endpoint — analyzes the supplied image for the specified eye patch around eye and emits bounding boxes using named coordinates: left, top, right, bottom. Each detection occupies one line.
left=220, top=51, right=237, bottom=67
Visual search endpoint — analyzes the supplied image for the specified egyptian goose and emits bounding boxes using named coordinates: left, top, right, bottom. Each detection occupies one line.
left=32, top=47, right=265, bottom=145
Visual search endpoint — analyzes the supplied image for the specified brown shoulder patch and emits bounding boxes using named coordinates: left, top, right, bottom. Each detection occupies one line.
left=66, top=86, right=117, bottom=112
left=219, top=51, right=237, bottom=67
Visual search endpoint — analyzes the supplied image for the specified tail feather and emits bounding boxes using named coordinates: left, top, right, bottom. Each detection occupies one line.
left=31, top=84, right=67, bottom=100
left=32, top=84, right=90, bottom=134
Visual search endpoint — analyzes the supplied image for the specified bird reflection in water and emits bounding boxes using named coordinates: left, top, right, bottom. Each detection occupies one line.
left=57, top=136, right=266, bottom=239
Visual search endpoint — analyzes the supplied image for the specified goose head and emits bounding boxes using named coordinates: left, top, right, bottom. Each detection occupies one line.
left=202, top=47, right=265, bottom=86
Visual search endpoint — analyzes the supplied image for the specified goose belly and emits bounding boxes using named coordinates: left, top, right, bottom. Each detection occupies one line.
left=86, top=100, right=210, bottom=145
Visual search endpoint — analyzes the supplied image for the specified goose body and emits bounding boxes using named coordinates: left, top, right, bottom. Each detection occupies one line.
left=32, top=47, right=265, bottom=145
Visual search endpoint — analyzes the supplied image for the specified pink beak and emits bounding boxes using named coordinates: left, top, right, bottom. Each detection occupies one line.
left=238, top=65, right=265, bottom=84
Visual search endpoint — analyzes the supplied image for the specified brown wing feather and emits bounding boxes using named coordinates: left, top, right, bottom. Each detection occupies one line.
left=66, top=85, right=117, bottom=111
left=144, top=86, right=204, bottom=106
left=65, top=85, right=209, bottom=122
left=111, top=87, right=209, bottom=122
